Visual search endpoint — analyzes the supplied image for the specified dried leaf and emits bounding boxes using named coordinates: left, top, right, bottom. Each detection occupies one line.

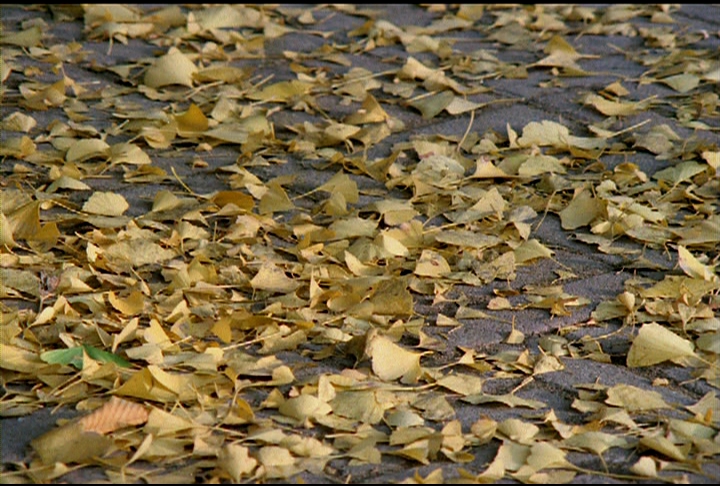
left=605, top=384, right=670, bottom=411
left=559, top=188, right=603, bottom=230
left=414, top=249, right=451, bottom=277
left=409, top=90, right=454, bottom=119
left=114, top=365, right=191, bottom=402
left=248, top=80, right=313, bottom=103
left=652, top=161, right=707, bottom=185
left=1, top=26, right=43, bottom=47
left=175, top=103, right=209, bottom=134
left=345, top=94, right=389, bottom=124
left=630, top=456, right=658, bottom=477
left=78, top=397, right=148, bottom=434
left=31, top=421, right=112, bottom=465
left=1, top=111, right=37, bottom=132
left=82, top=191, right=129, bottom=216
left=627, top=323, right=696, bottom=368
left=279, top=394, right=332, bottom=423
left=639, top=434, right=686, bottom=461
left=251, top=262, right=301, bottom=294
left=66, top=138, right=111, bottom=163
left=584, top=94, right=652, bottom=117
left=677, top=246, right=717, bottom=281
left=660, top=73, right=700, bottom=93
left=144, top=47, right=198, bottom=89
left=219, top=444, right=257, bottom=481
left=366, top=331, right=422, bottom=383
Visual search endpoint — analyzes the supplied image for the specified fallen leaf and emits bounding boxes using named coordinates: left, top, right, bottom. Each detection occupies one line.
left=78, top=397, right=148, bottom=434
left=219, top=444, right=258, bottom=481
left=144, top=47, right=198, bottom=88
left=627, top=323, right=697, bottom=367
left=605, top=383, right=670, bottom=411
left=366, top=331, right=422, bottom=383
left=31, top=421, right=112, bottom=465
left=251, top=262, right=301, bottom=294
left=82, top=191, right=129, bottom=216
left=66, top=138, right=111, bottom=163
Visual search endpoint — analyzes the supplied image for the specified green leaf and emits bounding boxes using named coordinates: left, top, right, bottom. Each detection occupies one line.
left=40, top=347, right=85, bottom=369
left=40, top=345, right=131, bottom=370
left=83, top=344, right=132, bottom=368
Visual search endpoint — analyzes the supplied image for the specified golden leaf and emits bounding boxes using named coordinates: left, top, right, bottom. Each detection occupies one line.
left=175, top=103, right=209, bottom=134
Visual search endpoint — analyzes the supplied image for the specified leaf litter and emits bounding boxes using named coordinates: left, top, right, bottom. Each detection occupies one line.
left=1, top=4, right=719, bottom=484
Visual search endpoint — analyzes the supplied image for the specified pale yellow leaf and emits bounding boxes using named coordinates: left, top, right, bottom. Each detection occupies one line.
left=517, top=120, right=571, bottom=148
left=513, top=239, right=554, bottom=264
left=414, top=249, right=451, bottom=277
left=366, top=331, right=422, bottom=383
left=250, top=262, right=301, bottom=293
left=278, top=394, right=332, bottom=423
left=627, top=322, right=696, bottom=367
left=219, top=443, right=257, bottom=481
left=82, top=192, right=129, bottom=216
left=630, top=457, right=658, bottom=477
left=677, top=245, right=717, bottom=282
left=66, top=139, right=111, bottom=163
left=110, top=143, right=152, bottom=165
left=605, top=383, right=670, bottom=411
left=345, top=94, right=389, bottom=124
left=559, top=188, right=603, bottom=230
left=639, top=435, right=686, bottom=461
left=1, top=26, right=43, bottom=48
left=144, top=47, right=197, bottom=89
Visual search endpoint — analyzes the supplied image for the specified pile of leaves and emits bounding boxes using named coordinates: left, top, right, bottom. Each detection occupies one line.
left=1, top=4, right=718, bottom=483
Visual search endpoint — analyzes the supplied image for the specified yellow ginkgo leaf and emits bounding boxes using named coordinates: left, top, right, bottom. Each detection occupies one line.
left=584, top=94, right=653, bottom=117
left=606, top=383, right=670, bottom=411
left=250, top=262, right=300, bottom=294
left=246, top=80, right=313, bottom=103
left=278, top=394, right=332, bottom=423
left=218, top=444, right=257, bottom=482
left=144, top=47, right=197, bottom=89
left=66, top=139, right=111, bottom=163
left=82, top=191, right=129, bottom=216
left=0, top=213, right=16, bottom=247
left=375, top=232, right=410, bottom=258
left=316, top=171, right=359, bottom=204
left=344, top=94, right=389, bottom=124
left=677, top=245, right=717, bottom=282
left=258, top=183, right=295, bottom=214
left=1, top=26, right=43, bottom=48
left=175, top=103, right=209, bottom=134
left=627, top=323, right=696, bottom=368
left=366, top=331, right=422, bottom=383
left=414, top=249, right=451, bottom=277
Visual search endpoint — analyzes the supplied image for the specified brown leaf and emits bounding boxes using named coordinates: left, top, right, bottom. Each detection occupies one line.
left=78, top=397, right=149, bottom=434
